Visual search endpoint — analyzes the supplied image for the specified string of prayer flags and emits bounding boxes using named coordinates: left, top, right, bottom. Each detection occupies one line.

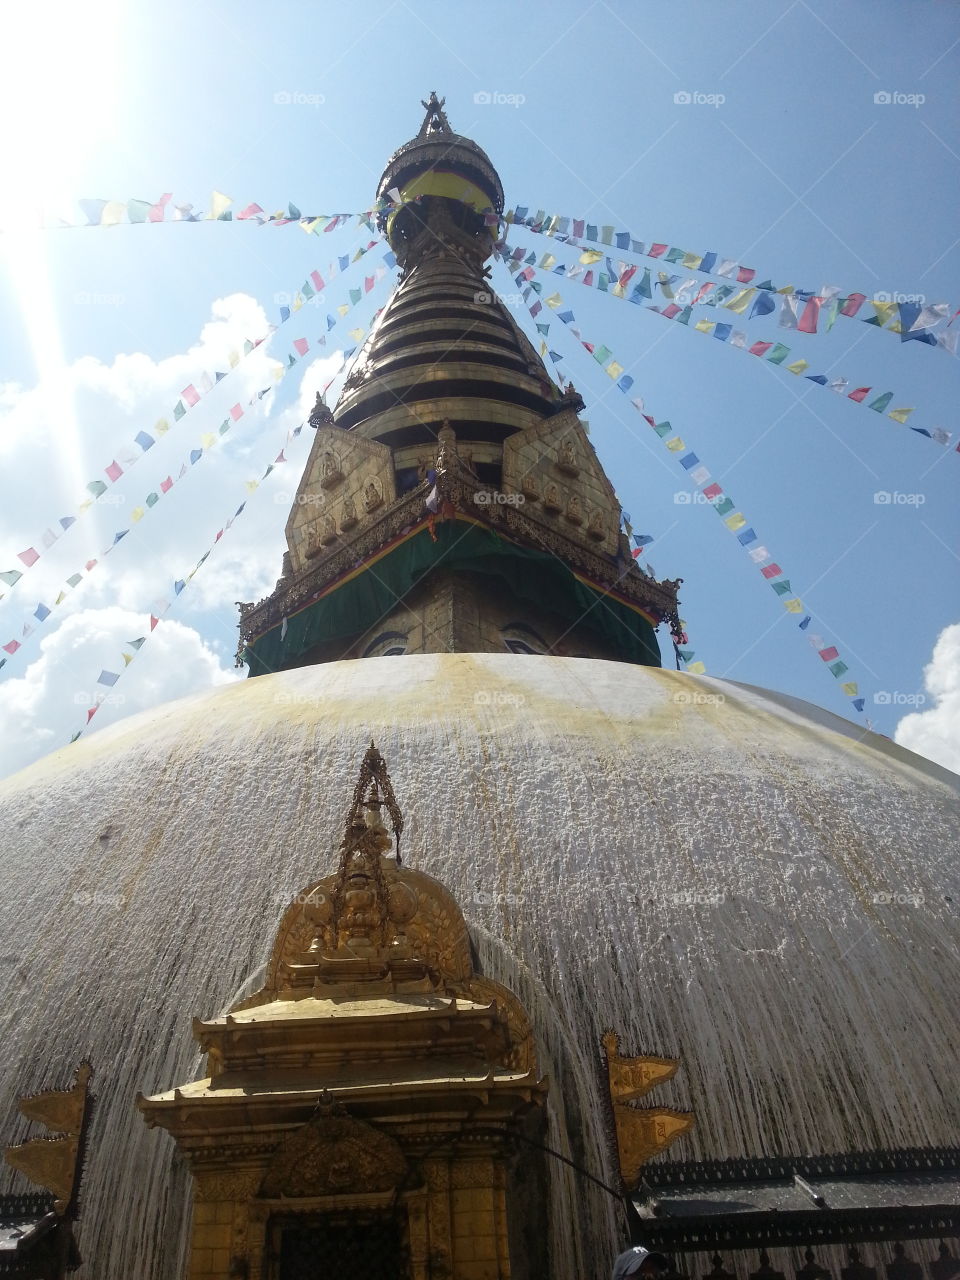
left=505, top=208, right=955, bottom=357
left=64, top=412, right=317, bottom=740
left=0, top=296, right=388, bottom=668
left=500, top=252, right=868, bottom=717
left=503, top=241, right=955, bottom=455
left=0, top=246, right=396, bottom=605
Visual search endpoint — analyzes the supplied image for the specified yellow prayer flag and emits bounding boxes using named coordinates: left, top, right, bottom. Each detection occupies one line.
left=682, top=252, right=702, bottom=270
left=102, top=201, right=126, bottom=226
left=352, top=248, right=363, bottom=262
left=724, top=513, right=747, bottom=531
left=300, top=218, right=320, bottom=234
left=579, top=250, right=604, bottom=265
left=349, top=328, right=364, bottom=342
left=611, top=284, right=625, bottom=298
left=870, top=300, right=897, bottom=325
left=245, top=480, right=259, bottom=492
left=776, top=285, right=795, bottom=294
left=686, top=661, right=707, bottom=675
left=665, top=437, right=686, bottom=452
left=539, top=341, right=547, bottom=357
left=154, top=418, right=170, bottom=435
left=122, top=652, right=134, bottom=666
left=292, top=295, right=303, bottom=311
left=783, top=598, right=804, bottom=613
left=130, top=506, right=145, bottom=523
left=55, top=591, right=65, bottom=605
left=208, top=191, right=232, bottom=220
left=337, top=304, right=350, bottom=316
left=841, top=682, right=858, bottom=697
left=201, top=433, right=216, bottom=448
left=888, top=407, right=914, bottom=423
left=78, top=499, right=92, bottom=512
left=606, top=361, right=624, bottom=380
left=724, top=288, right=756, bottom=315
left=228, top=350, right=239, bottom=368
left=539, top=254, right=556, bottom=270
left=786, top=359, right=809, bottom=375
left=694, top=320, right=715, bottom=334
left=545, top=293, right=563, bottom=309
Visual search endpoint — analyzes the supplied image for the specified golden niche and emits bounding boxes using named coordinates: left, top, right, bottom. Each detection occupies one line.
left=140, top=744, right=544, bottom=1280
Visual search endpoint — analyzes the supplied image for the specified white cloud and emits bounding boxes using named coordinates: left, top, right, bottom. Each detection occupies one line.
left=895, top=622, right=960, bottom=775
left=0, top=292, right=348, bottom=777
left=0, top=607, right=239, bottom=781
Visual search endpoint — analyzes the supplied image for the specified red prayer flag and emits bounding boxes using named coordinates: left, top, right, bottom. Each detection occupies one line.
left=2, top=639, right=21, bottom=654
left=105, top=460, right=123, bottom=482
left=736, top=267, right=755, bottom=284
left=661, top=303, right=682, bottom=320
left=818, top=646, right=839, bottom=662
left=17, top=547, right=40, bottom=567
left=848, top=387, right=871, bottom=402
left=798, top=297, right=823, bottom=333
left=364, top=275, right=375, bottom=293
left=840, top=293, right=866, bottom=317
left=761, top=564, right=783, bottom=579
left=148, top=193, right=171, bottom=222
left=749, top=341, right=773, bottom=357
left=583, top=271, right=594, bottom=287
left=230, top=404, right=244, bottom=421
left=649, top=243, right=667, bottom=258
left=160, top=476, right=173, bottom=493
left=84, top=559, right=97, bottom=571
left=237, top=203, right=264, bottom=220
left=618, top=266, right=637, bottom=287
left=86, top=706, right=99, bottom=722
left=703, top=483, right=723, bottom=499
left=149, top=615, right=159, bottom=631
left=310, top=270, right=324, bottom=291
left=293, top=338, right=309, bottom=357
left=181, top=384, right=201, bottom=407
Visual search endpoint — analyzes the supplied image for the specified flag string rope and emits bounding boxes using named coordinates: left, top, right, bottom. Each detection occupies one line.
left=0, top=275, right=396, bottom=671
left=501, top=240, right=955, bottom=453
left=0, top=231, right=395, bottom=598
left=505, top=206, right=957, bottom=357
left=496, top=252, right=869, bottom=717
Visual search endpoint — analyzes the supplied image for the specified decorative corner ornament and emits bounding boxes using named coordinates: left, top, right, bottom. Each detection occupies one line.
left=4, top=1061, right=93, bottom=1214
left=601, top=1031, right=693, bottom=1190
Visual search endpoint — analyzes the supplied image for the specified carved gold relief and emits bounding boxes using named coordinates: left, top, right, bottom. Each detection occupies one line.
left=261, top=1101, right=408, bottom=1197
left=3, top=1061, right=92, bottom=1214
left=602, top=1031, right=679, bottom=1101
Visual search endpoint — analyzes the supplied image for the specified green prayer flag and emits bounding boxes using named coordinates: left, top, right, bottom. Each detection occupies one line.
left=867, top=391, right=893, bottom=413
left=767, top=344, right=790, bottom=365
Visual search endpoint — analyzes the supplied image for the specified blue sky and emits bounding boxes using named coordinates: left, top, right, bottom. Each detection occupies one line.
left=1, top=0, right=958, bottom=776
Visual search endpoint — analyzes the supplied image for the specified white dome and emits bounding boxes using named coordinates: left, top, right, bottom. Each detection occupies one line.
left=1, top=654, right=957, bottom=1280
